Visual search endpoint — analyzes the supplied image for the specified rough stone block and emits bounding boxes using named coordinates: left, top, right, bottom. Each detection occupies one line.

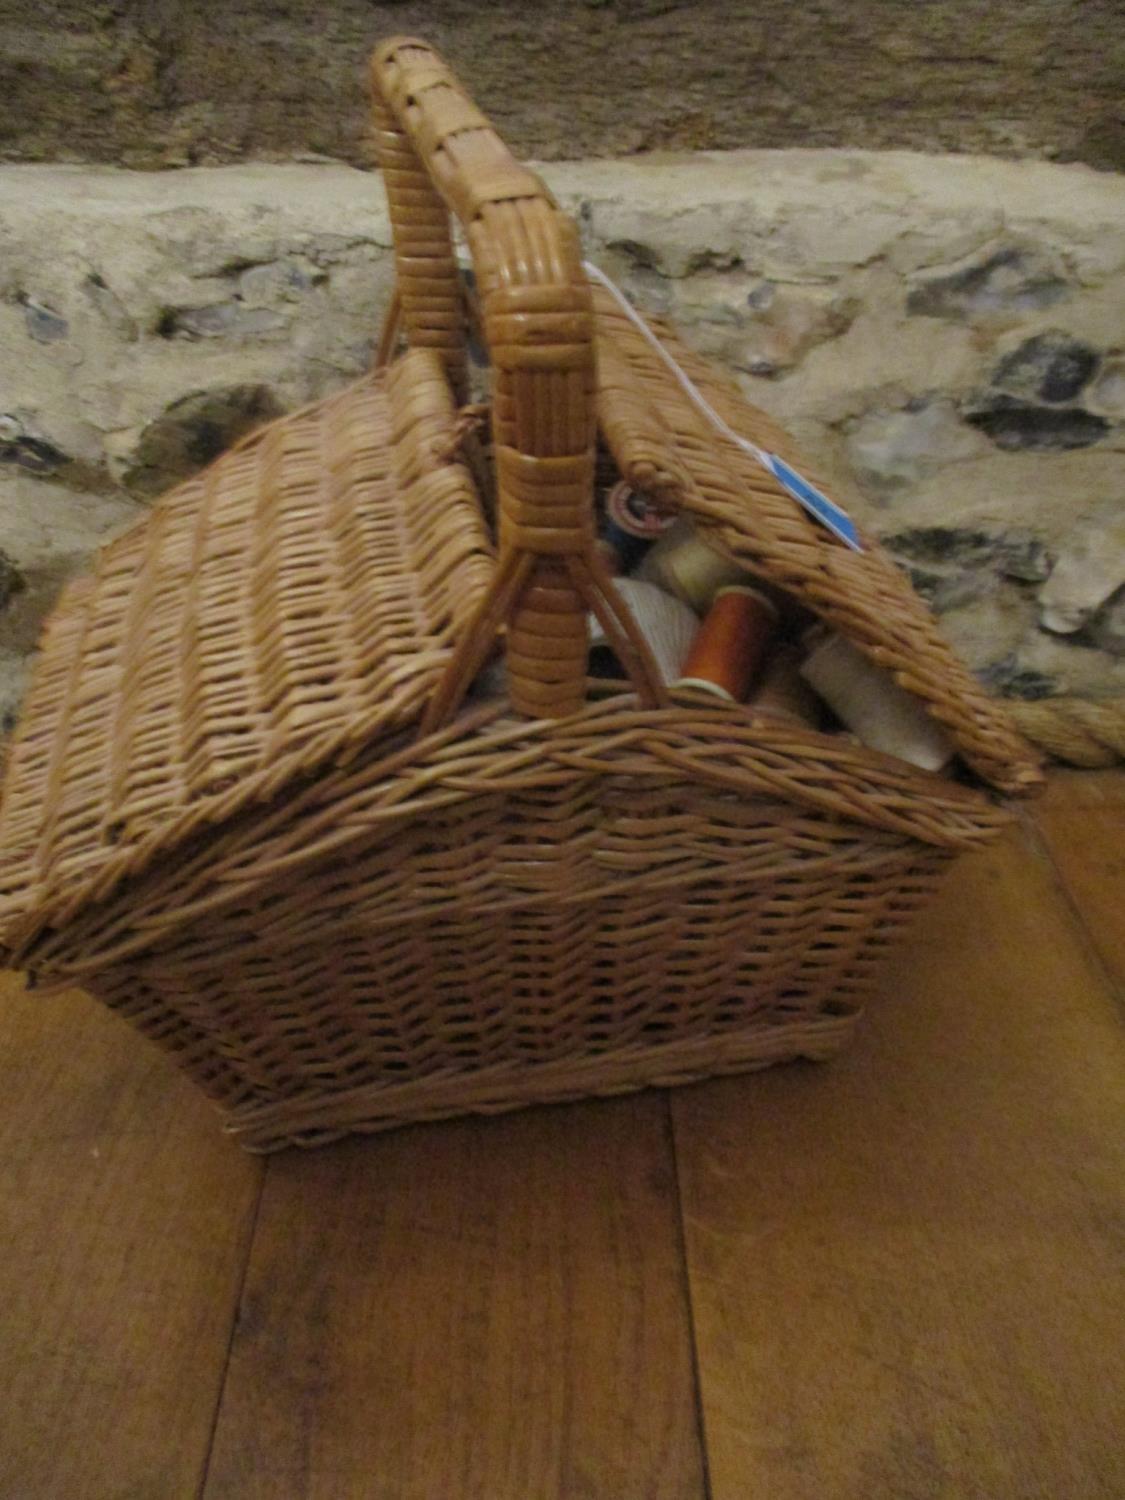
left=1, top=149, right=1123, bottom=717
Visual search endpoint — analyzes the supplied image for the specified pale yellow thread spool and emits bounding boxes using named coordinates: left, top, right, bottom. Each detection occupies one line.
left=637, top=519, right=749, bottom=613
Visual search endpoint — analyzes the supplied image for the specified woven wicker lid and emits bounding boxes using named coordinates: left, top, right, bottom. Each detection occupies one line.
left=592, top=286, right=1044, bottom=801
left=0, top=350, right=494, bottom=950
left=0, top=295, right=1042, bottom=956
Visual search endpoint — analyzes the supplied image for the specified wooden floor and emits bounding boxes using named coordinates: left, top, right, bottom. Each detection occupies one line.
left=1, top=772, right=1122, bottom=1499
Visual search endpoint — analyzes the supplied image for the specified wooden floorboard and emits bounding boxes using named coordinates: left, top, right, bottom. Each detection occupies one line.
left=2, top=777, right=1121, bottom=1498
left=201, top=1095, right=706, bottom=1500
left=1032, top=769, right=1125, bottom=997
left=0, top=976, right=263, bottom=1500
left=672, top=817, right=1125, bottom=1500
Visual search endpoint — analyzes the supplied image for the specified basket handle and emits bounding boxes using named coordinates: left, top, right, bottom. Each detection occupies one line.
left=370, top=38, right=665, bottom=727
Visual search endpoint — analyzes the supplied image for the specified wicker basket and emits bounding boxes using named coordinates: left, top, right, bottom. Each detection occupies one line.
left=0, top=39, right=1042, bottom=1151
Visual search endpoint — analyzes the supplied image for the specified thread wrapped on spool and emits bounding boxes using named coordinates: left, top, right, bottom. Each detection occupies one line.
left=597, top=482, right=675, bottom=575
left=746, top=644, right=823, bottom=729
left=799, top=630, right=955, bottom=771
left=675, top=586, right=779, bottom=702
left=588, top=577, right=699, bottom=686
left=638, top=519, right=750, bottom=613
left=605, top=481, right=676, bottom=540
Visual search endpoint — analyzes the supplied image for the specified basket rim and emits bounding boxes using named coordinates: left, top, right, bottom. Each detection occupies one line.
left=8, top=693, right=1009, bottom=980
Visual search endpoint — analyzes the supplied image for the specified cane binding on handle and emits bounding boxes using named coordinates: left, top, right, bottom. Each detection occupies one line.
left=370, top=37, right=666, bottom=729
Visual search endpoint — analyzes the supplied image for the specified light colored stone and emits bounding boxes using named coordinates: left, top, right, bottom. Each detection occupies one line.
left=934, top=583, right=1037, bottom=673
left=904, top=244, right=1071, bottom=321
left=1087, top=359, right=1125, bottom=420
left=1038, top=499, right=1125, bottom=635
left=669, top=275, right=858, bottom=377
left=550, top=149, right=1125, bottom=288
left=0, top=164, right=394, bottom=492
left=0, top=476, right=141, bottom=566
left=0, top=150, right=1123, bottom=717
left=752, top=283, right=985, bottom=430
left=1090, top=590, right=1125, bottom=656
left=846, top=400, right=992, bottom=491
left=871, top=450, right=1123, bottom=543
left=934, top=581, right=1125, bottom=701
left=995, top=627, right=1125, bottom=699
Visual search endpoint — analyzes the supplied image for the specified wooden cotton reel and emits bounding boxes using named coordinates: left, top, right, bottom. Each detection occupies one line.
left=676, top=586, right=779, bottom=701
left=800, top=631, right=955, bottom=771
left=638, top=520, right=750, bottom=614
left=589, top=578, right=699, bottom=685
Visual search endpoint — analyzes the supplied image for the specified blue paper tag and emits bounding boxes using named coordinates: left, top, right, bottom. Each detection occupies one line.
left=764, top=454, right=863, bottom=551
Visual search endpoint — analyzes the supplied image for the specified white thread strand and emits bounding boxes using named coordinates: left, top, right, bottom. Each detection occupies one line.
left=583, top=260, right=773, bottom=468
left=584, top=259, right=863, bottom=550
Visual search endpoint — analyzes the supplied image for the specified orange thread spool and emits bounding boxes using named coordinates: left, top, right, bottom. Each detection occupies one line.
left=676, top=585, right=779, bottom=702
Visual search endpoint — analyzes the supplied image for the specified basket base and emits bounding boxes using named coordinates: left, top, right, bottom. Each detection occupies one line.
left=226, top=1007, right=860, bottom=1152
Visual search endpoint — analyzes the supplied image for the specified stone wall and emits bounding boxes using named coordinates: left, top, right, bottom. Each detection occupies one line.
left=1, top=151, right=1123, bottom=727
left=2, top=1, right=1123, bottom=171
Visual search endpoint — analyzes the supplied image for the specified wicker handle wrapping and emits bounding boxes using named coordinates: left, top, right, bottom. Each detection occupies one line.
left=371, top=38, right=664, bottom=726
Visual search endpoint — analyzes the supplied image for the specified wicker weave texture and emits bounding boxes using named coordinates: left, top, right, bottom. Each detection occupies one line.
left=14, top=696, right=1007, bottom=979
left=592, top=294, right=1042, bottom=799
left=0, top=352, right=493, bottom=950
left=13, top=692, right=1004, bottom=1148
left=373, top=37, right=605, bottom=729
left=90, top=770, right=951, bottom=1151
left=0, top=37, right=1041, bottom=1151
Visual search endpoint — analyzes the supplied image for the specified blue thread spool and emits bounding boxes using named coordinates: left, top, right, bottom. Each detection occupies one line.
left=599, top=482, right=674, bottom=575
left=607, top=482, right=674, bottom=539
left=598, top=518, right=650, bottom=574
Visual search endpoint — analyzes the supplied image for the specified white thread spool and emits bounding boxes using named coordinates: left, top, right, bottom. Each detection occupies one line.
left=588, top=578, right=699, bottom=686
left=799, top=632, right=955, bottom=771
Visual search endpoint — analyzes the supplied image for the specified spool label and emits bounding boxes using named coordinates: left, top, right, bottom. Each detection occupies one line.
left=763, top=455, right=862, bottom=551
left=606, top=482, right=675, bottom=539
